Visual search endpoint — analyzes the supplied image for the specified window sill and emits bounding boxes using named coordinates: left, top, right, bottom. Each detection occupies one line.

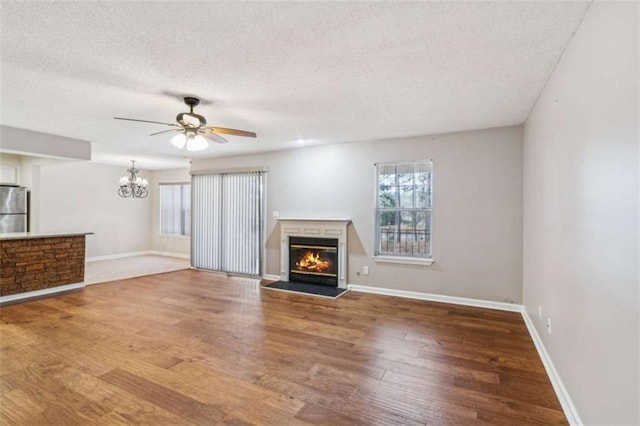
left=373, top=255, right=434, bottom=266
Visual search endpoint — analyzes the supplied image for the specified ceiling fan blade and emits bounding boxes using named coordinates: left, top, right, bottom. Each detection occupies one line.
left=201, top=132, right=229, bottom=144
left=206, top=127, right=256, bottom=138
left=114, top=117, right=178, bottom=127
left=150, top=129, right=179, bottom=136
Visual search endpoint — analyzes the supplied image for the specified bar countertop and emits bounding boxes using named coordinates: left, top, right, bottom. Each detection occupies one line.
left=0, top=231, right=93, bottom=241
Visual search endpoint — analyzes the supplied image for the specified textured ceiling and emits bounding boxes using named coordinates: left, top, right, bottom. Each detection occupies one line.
left=0, top=1, right=589, bottom=169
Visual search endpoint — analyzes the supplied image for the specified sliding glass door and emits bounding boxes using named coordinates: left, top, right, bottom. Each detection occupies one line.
left=191, top=171, right=264, bottom=276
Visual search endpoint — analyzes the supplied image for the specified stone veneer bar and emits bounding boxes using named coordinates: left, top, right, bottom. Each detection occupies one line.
left=0, top=233, right=90, bottom=297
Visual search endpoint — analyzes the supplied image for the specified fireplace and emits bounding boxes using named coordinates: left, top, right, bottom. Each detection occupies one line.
left=289, top=236, right=338, bottom=287
left=278, top=218, right=350, bottom=289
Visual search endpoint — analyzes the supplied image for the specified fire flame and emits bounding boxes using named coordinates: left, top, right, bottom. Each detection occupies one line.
left=295, top=251, right=331, bottom=273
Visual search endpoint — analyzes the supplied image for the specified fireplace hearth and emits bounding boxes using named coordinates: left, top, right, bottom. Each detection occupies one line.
left=289, top=236, right=338, bottom=287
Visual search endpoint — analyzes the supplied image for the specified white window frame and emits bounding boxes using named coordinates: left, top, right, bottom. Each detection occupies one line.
left=159, top=182, right=191, bottom=238
left=373, top=160, right=434, bottom=266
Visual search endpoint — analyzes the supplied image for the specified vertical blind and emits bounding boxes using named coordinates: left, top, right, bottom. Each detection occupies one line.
left=160, top=183, right=191, bottom=236
left=192, top=172, right=264, bottom=276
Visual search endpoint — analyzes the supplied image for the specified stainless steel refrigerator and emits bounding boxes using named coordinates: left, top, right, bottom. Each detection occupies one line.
left=0, top=186, right=27, bottom=233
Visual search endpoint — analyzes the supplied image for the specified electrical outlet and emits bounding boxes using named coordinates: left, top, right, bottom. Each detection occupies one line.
left=363, top=266, right=369, bottom=276
left=272, top=211, right=279, bottom=219
left=547, top=318, right=552, bottom=334
left=538, top=305, right=542, bottom=320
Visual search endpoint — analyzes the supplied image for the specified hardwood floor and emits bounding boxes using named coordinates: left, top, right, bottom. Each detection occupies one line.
left=0, top=269, right=566, bottom=425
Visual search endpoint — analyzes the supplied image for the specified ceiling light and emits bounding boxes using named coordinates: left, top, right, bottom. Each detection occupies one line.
left=187, top=133, right=209, bottom=151
left=171, top=132, right=187, bottom=149
left=118, top=160, right=148, bottom=198
left=170, top=130, right=209, bottom=151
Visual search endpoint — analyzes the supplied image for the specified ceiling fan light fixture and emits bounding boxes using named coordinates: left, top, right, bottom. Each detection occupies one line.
left=186, top=134, right=209, bottom=152
left=171, top=132, right=187, bottom=149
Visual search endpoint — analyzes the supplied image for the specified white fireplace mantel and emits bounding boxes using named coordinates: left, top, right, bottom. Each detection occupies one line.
left=278, top=218, right=351, bottom=289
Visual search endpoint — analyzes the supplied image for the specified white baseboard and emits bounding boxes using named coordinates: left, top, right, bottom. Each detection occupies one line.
left=86, top=250, right=190, bottom=262
left=147, top=250, right=190, bottom=260
left=347, top=284, right=521, bottom=312
left=0, top=282, right=85, bottom=304
left=521, top=310, right=582, bottom=425
left=86, top=251, right=150, bottom=262
left=262, top=274, right=281, bottom=281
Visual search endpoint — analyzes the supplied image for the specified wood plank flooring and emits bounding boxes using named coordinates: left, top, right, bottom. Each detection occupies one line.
left=0, top=269, right=567, bottom=425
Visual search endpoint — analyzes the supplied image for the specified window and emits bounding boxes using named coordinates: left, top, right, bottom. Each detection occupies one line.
left=375, top=161, right=432, bottom=261
left=160, top=183, right=191, bottom=236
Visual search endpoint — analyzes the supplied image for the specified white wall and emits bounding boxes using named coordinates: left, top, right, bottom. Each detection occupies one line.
left=523, top=2, right=639, bottom=424
left=149, top=167, right=191, bottom=256
left=38, top=161, right=151, bottom=257
left=192, top=125, right=523, bottom=303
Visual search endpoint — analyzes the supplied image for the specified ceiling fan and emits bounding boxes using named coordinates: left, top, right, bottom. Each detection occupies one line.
left=114, top=97, right=256, bottom=152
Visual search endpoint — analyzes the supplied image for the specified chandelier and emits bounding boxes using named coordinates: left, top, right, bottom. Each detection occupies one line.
left=118, top=160, right=148, bottom=198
